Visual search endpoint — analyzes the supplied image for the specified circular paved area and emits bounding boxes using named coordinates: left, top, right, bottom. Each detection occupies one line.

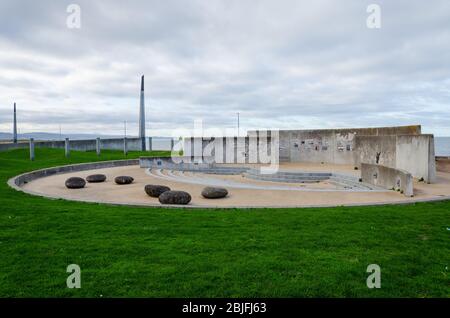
left=16, top=162, right=450, bottom=208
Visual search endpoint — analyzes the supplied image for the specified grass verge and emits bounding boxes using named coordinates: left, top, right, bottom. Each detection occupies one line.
left=0, top=148, right=448, bottom=297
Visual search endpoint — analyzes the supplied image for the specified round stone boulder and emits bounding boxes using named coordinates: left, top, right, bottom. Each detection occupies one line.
left=86, top=174, right=107, bottom=183
left=114, top=176, right=134, bottom=185
left=201, top=186, right=228, bottom=199
left=159, top=191, right=192, bottom=205
left=144, top=184, right=171, bottom=198
left=65, top=177, right=86, bottom=189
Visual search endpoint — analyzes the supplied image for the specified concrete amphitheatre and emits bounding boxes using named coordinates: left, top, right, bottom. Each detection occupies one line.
left=8, top=124, right=450, bottom=208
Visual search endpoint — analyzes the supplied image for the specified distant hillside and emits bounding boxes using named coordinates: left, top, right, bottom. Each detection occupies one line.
left=0, top=132, right=128, bottom=141
left=0, top=132, right=174, bottom=142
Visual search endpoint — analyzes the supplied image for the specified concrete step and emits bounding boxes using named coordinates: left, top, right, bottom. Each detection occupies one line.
left=246, top=169, right=331, bottom=178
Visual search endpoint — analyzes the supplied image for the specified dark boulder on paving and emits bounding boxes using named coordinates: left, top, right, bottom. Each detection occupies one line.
left=201, top=186, right=228, bottom=199
left=65, top=177, right=86, bottom=189
left=86, top=174, right=107, bottom=183
left=159, top=190, right=191, bottom=205
left=144, top=184, right=171, bottom=197
left=114, top=176, right=134, bottom=185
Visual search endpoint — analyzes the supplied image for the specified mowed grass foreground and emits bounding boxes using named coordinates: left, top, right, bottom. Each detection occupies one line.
left=0, top=148, right=448, bottom=297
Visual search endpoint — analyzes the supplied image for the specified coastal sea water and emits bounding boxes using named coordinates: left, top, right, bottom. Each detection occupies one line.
left=435, top=137, right=450, bottom=156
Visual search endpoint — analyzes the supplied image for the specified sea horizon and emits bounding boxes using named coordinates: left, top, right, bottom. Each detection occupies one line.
left=435, top=136, right=450, bottom=156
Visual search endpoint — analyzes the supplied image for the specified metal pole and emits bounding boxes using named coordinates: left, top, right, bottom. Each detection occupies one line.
left=139, top=75, right=146, bottom=151
left=237, top=112, right=240, bottom=137
left=123, top=120, right=128, bottom=156
left=148, top=137, right=153, bottom=151
left=13, top=103, right=17, bottom=144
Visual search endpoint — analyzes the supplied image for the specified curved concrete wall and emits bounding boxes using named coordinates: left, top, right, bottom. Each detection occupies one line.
left=355, top=134, right=436, bottom=183
left=361, top=163, right=413, bottom=197
left=9, top=159, right=139, bottom=188
left=185, top=125, right=435, bottom=183
left=183, top=136, right=274, bottom=164
left=139, top=156, right=213, bottom=170
left=396, top=135, right=436, bottom=183
left=269, top=125, right=421, bottom=164
left=188, top=125, right=422, bottom=165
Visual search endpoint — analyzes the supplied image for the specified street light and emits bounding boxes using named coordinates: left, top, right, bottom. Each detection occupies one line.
left=237, top=112, right=240, bottom=137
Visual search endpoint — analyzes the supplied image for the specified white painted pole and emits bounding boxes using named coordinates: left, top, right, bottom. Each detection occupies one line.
left=96, top=138, right=101, bottom=156
left=65, top=138, right=70, bottom=158
left=29, top=138, right=35, bottom=161
left=123, top=120, right=128, bottom=156
left=123, top=137, right=128, bottom=156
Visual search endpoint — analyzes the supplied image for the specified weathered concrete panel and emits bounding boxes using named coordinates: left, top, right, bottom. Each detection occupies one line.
left=354, top=135, right=397, bottom=168
left=181, top=125, right=434, bottom=182
left=251, top=125, right=421, bottom=165
left=279, top=130, right=290, bottom=162
left=396, top=135, right=436, bottom=183
left=184, top=136, right=273, bottom=164
left=361, top=163, right=413, bottom=197
left=355, top=134, right=436, bottom=183
left=288, top=130, right=334, bottom=163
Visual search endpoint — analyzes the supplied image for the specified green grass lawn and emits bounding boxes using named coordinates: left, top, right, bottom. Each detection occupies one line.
left=0, top=148, right=448, bottom=297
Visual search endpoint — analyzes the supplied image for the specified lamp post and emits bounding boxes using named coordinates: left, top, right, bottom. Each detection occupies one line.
left=123, top=121, right=128, bottom=156
left=237, top=112, right=240, bottom=137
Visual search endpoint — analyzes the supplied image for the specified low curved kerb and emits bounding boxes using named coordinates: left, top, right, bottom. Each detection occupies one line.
left=7, top=159, right=450, bottom=209
left=8, top=159, right=139, bottom=190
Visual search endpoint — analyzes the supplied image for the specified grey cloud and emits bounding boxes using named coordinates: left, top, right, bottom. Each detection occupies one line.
left=0, top=0, right=449, bottom=136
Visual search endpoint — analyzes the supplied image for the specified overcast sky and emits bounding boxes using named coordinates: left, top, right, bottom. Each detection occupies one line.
left=0, top=0, right=449, bottom=136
